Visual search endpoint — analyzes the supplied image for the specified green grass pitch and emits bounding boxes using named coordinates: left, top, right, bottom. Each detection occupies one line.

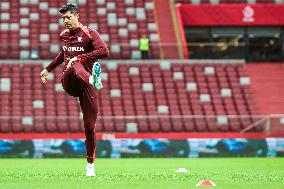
left=0, top=158, right=284, bottom=189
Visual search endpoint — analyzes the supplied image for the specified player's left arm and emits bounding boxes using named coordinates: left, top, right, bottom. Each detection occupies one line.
left=77, top=29, right=109, bottom=63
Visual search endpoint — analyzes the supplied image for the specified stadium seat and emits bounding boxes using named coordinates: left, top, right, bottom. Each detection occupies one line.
left=176, top=0, right=276, bottom=3
left=0, top=0, right=160, bottom=59
left=0, top=62, right=262, bottom=133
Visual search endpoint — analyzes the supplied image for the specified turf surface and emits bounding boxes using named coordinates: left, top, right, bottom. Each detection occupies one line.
left=0, top=158, right=283, bottom=189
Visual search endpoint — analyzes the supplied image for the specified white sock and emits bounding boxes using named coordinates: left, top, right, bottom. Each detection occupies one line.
left=87, top=163, right=94, bottom=168
left=89, top=76, right=93, bottom=85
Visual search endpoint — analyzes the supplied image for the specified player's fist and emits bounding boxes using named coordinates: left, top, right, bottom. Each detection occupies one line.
left=40, top=69, right=49, bottom=84
left=66, top=57, right=77, bottom=69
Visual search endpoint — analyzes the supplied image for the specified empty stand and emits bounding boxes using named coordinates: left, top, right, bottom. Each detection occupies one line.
left=176, top=0, right=277, bottom=3
left=0, top=61, right=262, bottom=133
left=0, top=0, right=159, bottom=59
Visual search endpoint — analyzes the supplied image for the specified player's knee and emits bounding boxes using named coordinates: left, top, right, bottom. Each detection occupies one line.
left=61, top=70, right=82, bottom=97
left=62, top=84, right=81, bottom=97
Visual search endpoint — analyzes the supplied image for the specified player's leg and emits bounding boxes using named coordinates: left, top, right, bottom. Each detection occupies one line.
left=73, top=61, right=103, bottom=90
left=79, top=84, right=98, bottom=176
left=61, top=67, right=83, bottom=97
left=62, top=64, right=97, bottom=176
left=71, top=61, right=102, bottom=176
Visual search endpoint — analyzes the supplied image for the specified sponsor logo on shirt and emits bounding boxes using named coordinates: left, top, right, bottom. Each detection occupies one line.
left=63, top=46, right=84, bottom=52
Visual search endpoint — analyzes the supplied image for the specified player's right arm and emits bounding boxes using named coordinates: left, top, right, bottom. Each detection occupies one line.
left=40, top=49, right=64, bottom=84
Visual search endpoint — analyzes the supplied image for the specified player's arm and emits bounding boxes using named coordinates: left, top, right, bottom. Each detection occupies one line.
left=40, top=49, right=64, bottom=83
left=46, top=49, right=64, bottom=72
left=77, top=30, right=109, bottom=63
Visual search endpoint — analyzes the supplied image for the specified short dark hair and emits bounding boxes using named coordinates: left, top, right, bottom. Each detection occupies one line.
left=59, top=3, right=78, bottom=14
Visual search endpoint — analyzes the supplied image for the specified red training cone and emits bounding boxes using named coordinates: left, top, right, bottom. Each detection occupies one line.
left=196, top=180, right=216, bottom=187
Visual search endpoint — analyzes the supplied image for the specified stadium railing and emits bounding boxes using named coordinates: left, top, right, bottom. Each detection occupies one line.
left=1, top=114, right=284, bottom=136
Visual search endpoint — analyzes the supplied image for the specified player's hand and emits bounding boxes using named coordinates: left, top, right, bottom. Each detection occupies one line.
left=66, top=57, right=77, bottom=69
left=40, top=69, right=49, bottom=84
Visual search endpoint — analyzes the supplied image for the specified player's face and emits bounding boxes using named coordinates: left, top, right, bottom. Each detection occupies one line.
left=61, top=11, right=79, bottom=30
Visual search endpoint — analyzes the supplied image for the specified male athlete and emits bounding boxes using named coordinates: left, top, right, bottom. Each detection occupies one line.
left=40, top=3, right=109, bottom=176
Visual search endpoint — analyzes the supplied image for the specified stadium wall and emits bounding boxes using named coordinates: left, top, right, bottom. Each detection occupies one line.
left=178, top=3, right=284, bottom=26
left=1, top=133, right=284, bottom=158
left=0, top=136, right=283, bottom=158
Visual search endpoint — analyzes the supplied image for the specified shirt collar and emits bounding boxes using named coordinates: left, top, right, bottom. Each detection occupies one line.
left=69, top=23, right=83, bottom=33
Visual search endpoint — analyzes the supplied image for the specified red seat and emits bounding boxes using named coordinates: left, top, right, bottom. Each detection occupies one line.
left=160, top=118, right=172, bottom=132
left=34, top=119, right=46, bottom=133
left=138, top=119, right=149, bottom=132
left=115, top=119, right=126, bottom=132
left=149, top=119, right=160, bottom=132
left=207, top=119, right=218, bottom=132
left=0, top=121, right=11, bottom=133
left=46, top=121, right=57, bottom=133
left=0, top=62, right=259, bottom=133
left=103, top=119, right=115, bottom=132
left=11, top=119, right=23, bottom=133
left=183, top=118, right=195, bottom=131
left=95, top=119, right=104, bottom=132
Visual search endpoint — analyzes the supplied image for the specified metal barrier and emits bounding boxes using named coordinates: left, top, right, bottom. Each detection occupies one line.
left=1, top=114, right=283, bottom=133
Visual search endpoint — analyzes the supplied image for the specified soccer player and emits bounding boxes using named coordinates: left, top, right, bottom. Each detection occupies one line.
left=40, top=3, right=109, bottom=176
